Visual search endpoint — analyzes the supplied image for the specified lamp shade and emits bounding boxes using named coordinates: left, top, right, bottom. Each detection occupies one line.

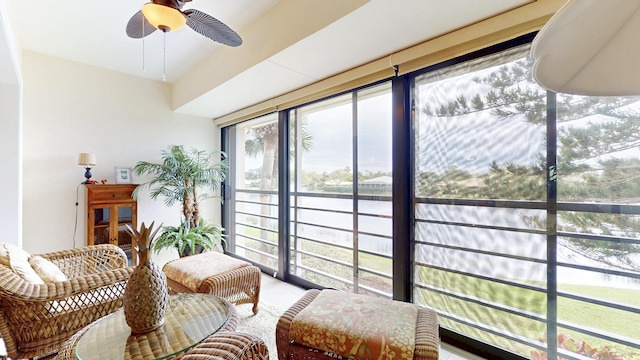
left=142, top=3, right=186, bottom=32
left=531, top=0, right=640, bottom=95
left=77, top=153, right=97, bottom=166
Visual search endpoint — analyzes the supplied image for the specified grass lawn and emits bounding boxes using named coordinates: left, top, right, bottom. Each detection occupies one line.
left=417, top=268, right=640, bottom=359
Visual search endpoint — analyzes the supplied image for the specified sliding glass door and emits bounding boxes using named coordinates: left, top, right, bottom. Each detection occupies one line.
left=223, top=35, right=640, bottom=359
left=225, top=113, right=279, bottom=271
left=288, top=83, right=394, bottom=296
left=412, top=41, right=640, bottom=360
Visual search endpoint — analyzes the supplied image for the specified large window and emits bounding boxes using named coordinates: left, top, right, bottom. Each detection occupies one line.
left=412, top=42, right=640, bottom=359
left=555, top=93, right=640, bottom=360
left=223, top=35, right=640, bottom=359
left=288, top=83, right=394, bottom=296
left=413, top=44, right=549, bottom=357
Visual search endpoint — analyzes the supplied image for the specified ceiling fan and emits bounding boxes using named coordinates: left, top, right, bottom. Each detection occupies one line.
left=126, top=0, right=242, bottom=47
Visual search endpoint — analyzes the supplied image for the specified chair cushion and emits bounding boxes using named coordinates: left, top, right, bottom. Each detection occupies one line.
left=0, top=242, right=44, bottom=284
left=290, top=289, right=418, bottom=360
left=29, top=255, right=68, bottom=283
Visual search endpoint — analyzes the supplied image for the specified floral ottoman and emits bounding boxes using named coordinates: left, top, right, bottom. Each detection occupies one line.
left=276, top=289, right=439, bottom=360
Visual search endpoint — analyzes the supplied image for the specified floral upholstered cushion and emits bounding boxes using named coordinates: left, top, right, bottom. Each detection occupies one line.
left=290, top=289, right=418, bottom=360
left=162, top=251, right=250, bottom=292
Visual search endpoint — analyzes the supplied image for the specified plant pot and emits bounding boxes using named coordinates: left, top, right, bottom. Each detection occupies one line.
left=180, top=244, right=204, bottom=257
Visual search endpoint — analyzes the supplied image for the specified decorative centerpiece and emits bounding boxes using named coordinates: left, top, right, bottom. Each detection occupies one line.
left=123, top=222, right=168, bottom=334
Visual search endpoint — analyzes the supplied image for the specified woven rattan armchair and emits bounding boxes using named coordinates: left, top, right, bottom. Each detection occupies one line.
left=0, top=244, right=133, bottom=359
left=177, top=332, right=269, bottom=360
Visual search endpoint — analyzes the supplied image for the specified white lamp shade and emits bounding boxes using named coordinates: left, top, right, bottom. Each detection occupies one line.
left=531, top=0, right=640, bottom=95
left=142, top=3, right=186, bottom=32
left=77, top=153, right=97, bottom=166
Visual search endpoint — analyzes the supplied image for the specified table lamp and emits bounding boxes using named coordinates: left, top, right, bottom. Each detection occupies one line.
left=77, top=153, right=97, bottom=184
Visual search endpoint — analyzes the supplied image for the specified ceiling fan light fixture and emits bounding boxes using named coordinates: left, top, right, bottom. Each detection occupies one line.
left=141, top=3, right=186, bottom=32
left=531, top=0, right=640, bottom=95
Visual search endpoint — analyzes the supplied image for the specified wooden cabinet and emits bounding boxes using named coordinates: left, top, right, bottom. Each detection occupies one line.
left=85, top=184, right=138, bottom=265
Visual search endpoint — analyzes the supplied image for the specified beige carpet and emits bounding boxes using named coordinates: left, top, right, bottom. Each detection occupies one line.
left=235, top=302, right=283, bottom=358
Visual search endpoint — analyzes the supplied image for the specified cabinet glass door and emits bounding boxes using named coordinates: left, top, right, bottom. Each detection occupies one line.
left=116, top=205, right=133, bottom=251
left=93, top=207, right=110, bottom=245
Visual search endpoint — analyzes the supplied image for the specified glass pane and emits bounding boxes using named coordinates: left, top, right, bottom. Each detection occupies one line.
left=556, top=94, right=640, bottom=360
left=412, top=43, right=549, bottom=357
left=235, top=113, right=279, bottom=191
left=117, top=206, right=132, bottom=222
left=359, top=199, right=392, bottom=216
left=231, top=114, right=279, bottom=270
left=414, top=46, right=545, bottom=201
left=357, top=83, right=393, bottom=196
left=115, top=225, right=130, bottom=247
left=557, top=95, right=640, bottom=203
left=358, top=214, right=391, bottom=238
left=289, top=83, right=393, bottom=296
left=94, top=207, right=110, bottom=225
left=296, top=94, right=353, bottom=193
left=93, top=207, right=110, bottom=245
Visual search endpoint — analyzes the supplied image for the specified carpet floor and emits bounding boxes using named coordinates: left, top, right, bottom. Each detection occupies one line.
left=235, top=302, right=283, bottom=358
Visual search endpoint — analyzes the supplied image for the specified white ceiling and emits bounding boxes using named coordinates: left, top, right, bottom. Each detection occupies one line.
left=5, top=0, right=532, bottom=119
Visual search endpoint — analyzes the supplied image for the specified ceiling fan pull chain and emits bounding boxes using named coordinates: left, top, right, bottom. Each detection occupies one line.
left=163, top=31, right=167, bottom=82
left=142, top=16, right=145, bottom=72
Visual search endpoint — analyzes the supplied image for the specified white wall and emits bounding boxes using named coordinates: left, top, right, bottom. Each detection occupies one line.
left=0, top=1, right=22, bottom=248
left=0, top=83, right=21, bottom=247
left=21, top=51, right=221, bottom=254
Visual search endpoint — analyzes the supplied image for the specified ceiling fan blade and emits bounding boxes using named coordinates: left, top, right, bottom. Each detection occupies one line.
left=185, top=9, right=242, bottom=47
left=126, top=10, right=157, bottom=38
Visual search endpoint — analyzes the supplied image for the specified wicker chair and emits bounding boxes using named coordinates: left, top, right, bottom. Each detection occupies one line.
left=177, top=332, right=269, bottom=360
left=0, top=244, right=133, bottom=359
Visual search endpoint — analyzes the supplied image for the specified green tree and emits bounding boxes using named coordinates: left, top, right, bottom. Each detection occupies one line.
left=419, top=56, right=640, bottom=272
left=244, top=118, right=313, bottom=191
left=243, top=118, right=312, bottom=265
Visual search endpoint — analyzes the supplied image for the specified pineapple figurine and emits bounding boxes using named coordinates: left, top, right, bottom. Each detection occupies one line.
left=123, top=222, right=169, bottom=333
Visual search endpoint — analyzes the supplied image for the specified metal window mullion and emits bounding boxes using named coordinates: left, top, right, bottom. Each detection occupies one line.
left=293, top=109, right=302, bottom=278
left=222, top=126, right=237, bottom=252
left=296, top=235, right=354, bottom=252
left=235, top=211, right=278, bottom=222
left=352, top=92, right=360, bottom=293
left=392, top=75, right=412, bottom=302
left=558, top=230, right=640, bottom=245
left=278, top=110, right=290, bottom=279
left=234, top=188, right=279, bottom=196
left=558, top=261, right=640, bottom=280
left=546, top=90, right=558, bottom=360
left=235, top=198, right=279, bottom=206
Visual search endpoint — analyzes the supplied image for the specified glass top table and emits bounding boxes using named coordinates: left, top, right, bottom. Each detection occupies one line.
left=75, top=294, right=230, bottom=360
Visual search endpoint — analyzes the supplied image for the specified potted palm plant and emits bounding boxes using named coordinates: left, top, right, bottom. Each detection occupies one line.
left=132, top=145, right=228, bottom=257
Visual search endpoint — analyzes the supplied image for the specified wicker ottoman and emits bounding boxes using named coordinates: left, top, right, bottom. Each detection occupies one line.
left=163, top=251, right=261, bottom=314
left=276, top=289, right=439, bottom=360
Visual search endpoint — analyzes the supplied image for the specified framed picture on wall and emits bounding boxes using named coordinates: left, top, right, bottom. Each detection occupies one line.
left=115, top=167, right=132, bottom=184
